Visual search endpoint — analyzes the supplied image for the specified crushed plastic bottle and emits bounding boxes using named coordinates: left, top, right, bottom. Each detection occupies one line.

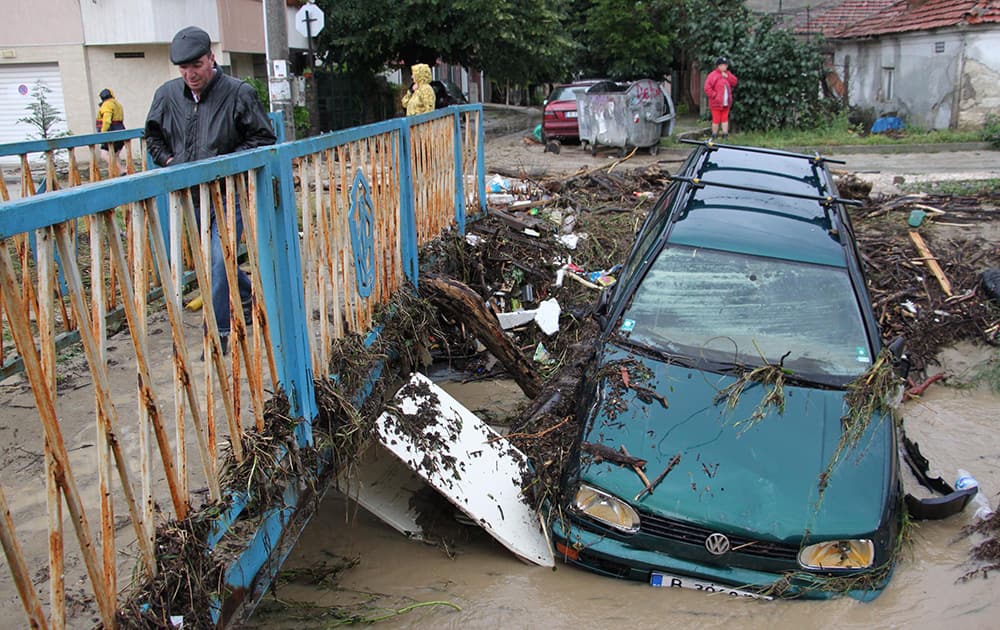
left=956, top=469, right=994, bottom=520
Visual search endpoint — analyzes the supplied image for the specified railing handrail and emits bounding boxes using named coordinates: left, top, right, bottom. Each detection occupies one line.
left=0, top=128, right=146, bottom=157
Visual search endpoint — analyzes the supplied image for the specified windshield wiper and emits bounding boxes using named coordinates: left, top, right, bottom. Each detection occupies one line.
left=610, top=334, right=739, bottom=372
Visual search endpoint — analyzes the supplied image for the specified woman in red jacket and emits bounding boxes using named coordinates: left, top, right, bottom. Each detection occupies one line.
left=703, top=57, right=738, bottom=141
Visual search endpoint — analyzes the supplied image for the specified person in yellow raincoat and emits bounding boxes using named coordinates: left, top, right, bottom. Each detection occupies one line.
left=401, top=63, right=436, bottom=116
left=95, top=88, right=126, bottom=171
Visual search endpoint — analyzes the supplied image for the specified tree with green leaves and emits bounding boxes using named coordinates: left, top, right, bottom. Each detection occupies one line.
left=582, top=0, right=679, bottom=81
left=678, top=0, right=834, bottom=131
left=312, top=0, right=572, bottom=86
left=314, top=0, right=499, bottom=74
left=476, top=0, right=575, bottom=87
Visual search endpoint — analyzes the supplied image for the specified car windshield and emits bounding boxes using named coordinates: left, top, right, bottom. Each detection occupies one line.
left=548, top=85, right=590, bottom=102
left=618, top=246, right=873, bottom=381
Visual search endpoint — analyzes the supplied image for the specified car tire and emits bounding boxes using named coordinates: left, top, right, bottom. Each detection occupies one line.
left=541, top=130, right=549, bottom=144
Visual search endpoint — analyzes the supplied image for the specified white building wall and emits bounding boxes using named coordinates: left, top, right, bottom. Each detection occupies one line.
left=893, top=32, right=960, bottom=129
left=835, top=27, right=1000, bottom=130
left=84, top=45, right=182, bottom=135
left=958, top=30, right=1000, bottom=128
left=80, top=0, right=220, bottom=45
left=2, top=0, right=83, bottom=46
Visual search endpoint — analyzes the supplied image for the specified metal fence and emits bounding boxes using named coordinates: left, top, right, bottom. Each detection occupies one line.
left=0, top=105, right=484, bottom=628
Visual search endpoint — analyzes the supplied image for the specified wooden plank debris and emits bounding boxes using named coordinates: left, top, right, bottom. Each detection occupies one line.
left=909, top=230, right=954, bottom=297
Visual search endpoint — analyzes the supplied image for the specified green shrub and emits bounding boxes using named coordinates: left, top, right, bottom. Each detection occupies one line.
left=243, top=76, right=269, bottom=108
left=293, top=106, right=310, bottom=138
left=982, top=114, right=1000, bottom=148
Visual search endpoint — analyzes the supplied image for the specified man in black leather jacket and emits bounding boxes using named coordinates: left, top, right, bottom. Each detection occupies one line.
left=145, top=26, right=276, bottom=356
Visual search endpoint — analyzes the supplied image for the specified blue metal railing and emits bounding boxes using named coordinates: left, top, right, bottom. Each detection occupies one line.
left=0, top=104, right=485, bottom=627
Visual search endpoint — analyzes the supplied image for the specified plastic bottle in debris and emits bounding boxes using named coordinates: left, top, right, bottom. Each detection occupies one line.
left=955, top=470, right=994, bottom=520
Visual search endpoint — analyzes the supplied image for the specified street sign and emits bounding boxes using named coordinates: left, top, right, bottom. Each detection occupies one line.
left=294, top=3, right=324, bottom=38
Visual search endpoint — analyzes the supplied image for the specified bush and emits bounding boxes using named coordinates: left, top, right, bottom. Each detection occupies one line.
left=293, top=106, right=310, bottom=137
left=983, top=114, right=1000, bottom=149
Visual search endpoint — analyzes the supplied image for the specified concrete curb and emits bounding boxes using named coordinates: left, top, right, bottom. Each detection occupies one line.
left=654, top=141, right=995, bottom=159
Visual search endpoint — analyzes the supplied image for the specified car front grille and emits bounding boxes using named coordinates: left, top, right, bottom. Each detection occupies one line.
left=638, top=511, right=801, bottom=561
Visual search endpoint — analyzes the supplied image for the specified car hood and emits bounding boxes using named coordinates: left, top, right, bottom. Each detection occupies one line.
left=576, top=345, right=895, bottom=542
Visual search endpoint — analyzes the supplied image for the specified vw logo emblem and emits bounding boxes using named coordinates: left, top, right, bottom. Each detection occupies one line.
left=705, top=533, right=731, bottom=556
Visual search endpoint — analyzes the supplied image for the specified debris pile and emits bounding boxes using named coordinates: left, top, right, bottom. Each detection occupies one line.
left=849, top=189, right=1000, bottom=377
left=423, top=163, right=668, bottom=375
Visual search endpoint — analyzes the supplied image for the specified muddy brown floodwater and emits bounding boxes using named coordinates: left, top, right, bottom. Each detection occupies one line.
left=250, top=344, right=1000, bottom=630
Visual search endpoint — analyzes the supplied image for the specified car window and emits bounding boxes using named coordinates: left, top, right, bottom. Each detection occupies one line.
left=618, top=183, right=678, bottom=288
left=548, top=86, right=590, bottom=102
left=619, top=246, right=873, bottom=380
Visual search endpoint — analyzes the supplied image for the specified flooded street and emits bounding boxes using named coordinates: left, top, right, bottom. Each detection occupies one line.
left=251, top=346, right=1000, bottom=630
left=247, top=111, right=1000, bottom=629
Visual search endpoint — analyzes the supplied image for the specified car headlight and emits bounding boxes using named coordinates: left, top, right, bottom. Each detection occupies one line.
left=798, top=540, right=874, bottom=570
left=572, top=484, right=640, bottom=534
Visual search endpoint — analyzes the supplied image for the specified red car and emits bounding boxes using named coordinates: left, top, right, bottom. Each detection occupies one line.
left=541, top=80, right=606, bottom=142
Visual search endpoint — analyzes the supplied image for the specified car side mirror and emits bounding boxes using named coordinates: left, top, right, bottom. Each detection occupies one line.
left=887, top=336, right=910, bottom=379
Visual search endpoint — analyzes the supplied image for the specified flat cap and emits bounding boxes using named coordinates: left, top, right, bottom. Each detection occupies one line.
left=170, top=26, right=211, bottom=65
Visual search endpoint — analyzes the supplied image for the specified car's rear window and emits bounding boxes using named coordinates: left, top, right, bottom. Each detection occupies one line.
left=548, top=86, right=590, bottom=102
left=619, top=246, right=872, bottom=380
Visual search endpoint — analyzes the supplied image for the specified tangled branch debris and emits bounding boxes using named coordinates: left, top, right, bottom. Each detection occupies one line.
left=713, top=361, right=790, bottom=431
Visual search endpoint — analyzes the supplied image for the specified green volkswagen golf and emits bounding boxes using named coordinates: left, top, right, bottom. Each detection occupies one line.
left=551, top=141, right=905, bottom=600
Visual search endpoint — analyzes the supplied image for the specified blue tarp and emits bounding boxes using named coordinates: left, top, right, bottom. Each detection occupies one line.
left=871, top=116, right=904, bottom=134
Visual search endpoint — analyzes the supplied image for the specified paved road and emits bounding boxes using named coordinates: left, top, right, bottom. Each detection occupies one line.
left=485, top=127, right=1000, bottom=193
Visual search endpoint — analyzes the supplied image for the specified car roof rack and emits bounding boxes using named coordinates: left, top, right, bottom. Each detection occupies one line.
left=679, top=138, right=846, bottom=167
left=668, top=174, right=863, bottom=208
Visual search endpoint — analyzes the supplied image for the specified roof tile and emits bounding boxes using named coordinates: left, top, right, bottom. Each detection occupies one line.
left=832, top=0, right=1000, bottom=39
left=790, top=0, right=895, bottom=37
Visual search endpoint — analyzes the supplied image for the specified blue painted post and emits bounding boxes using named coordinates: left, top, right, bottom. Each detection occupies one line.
left=254, top=148, right=317, bottom=445
left=397, top=124, right=419, bottom=286
left=452, top=111, right=466, bottom=235
left=268, top=112, right=286, bottom=144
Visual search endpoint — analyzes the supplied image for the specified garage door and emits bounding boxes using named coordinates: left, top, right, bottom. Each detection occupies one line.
left=0, top=63, right=68, bottom=147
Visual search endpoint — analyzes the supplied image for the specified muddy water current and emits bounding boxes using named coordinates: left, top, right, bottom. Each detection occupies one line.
left=253, top=349, right=1000, bottom=630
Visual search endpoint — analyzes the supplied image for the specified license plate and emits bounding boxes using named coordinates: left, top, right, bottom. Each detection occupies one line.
left=566, top=111, right=577, bottom=118
left=650, top=571, right=771, bottom=600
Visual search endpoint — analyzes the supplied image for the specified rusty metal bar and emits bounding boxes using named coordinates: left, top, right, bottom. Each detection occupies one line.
left=88, top=214, right=116, bottom=600
left=132, top=199, right=155, bottom=550
left=92, top=211, right=186, bottom=525
left=181, top=190, right=243, bottom=463
left=237, top=174, right=278, bottom=387
left=0, top=484, right=47, bottom=630
left=51, top=224, right=159, bottom=575
left=0, top=243, right=116, bottom=626
left=168, top=191, right=188, bottom=500
left=139, top=205, right=220, bottom=501
left=198, top=185, right=218, bottom=462
left=211, top=179, right=264, bottom=433
left=37, top=228, right=65, bottom=630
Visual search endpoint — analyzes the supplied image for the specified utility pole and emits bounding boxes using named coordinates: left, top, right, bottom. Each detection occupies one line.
left=264, top=0, right=295, bottom=141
